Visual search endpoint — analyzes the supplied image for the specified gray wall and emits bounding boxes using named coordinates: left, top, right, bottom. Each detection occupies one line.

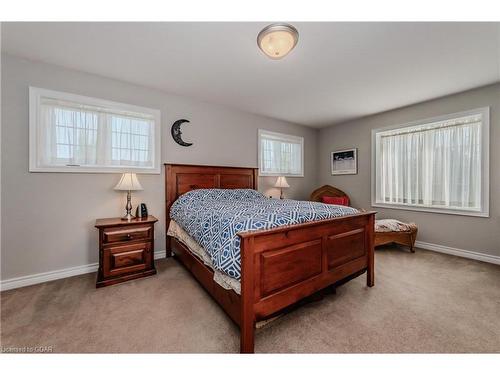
left=319, top=83, right=500, bottom=257
left=1, top=54, right=319, bottom=280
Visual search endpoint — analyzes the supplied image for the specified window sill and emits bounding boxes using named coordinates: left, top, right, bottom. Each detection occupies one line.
left=29, top=165, right=160, bottom=174
left=371, top=202, right=489, bottom=218
left=259, top=173, right=304, bottom=178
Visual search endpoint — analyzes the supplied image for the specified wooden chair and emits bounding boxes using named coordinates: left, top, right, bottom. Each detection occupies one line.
left=310, top=185, right=349, bottom=203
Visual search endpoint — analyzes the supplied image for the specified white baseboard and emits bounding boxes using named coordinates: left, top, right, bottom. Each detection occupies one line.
left=154, top=250, right=166, bottom=259
left=415, top=241, right=500, bottom=265
left=0, top=250, right=167, bottom=292
left=3, top=244, right=498, bottom=291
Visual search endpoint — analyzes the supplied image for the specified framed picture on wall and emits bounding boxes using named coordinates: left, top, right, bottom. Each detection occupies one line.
left=331, top=148, right=357, bottom=175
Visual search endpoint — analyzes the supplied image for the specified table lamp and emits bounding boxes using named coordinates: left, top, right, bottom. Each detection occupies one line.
left=114, top=173, right=143, bottom=221
left=274, top=176, right=290, bottom=199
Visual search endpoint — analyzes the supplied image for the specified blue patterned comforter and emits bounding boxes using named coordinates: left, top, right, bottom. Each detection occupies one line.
left=170, top=189, right=358, bottom=280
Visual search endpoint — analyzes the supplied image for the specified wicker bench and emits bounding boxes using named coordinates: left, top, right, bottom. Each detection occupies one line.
left=374, top=219, right=418, bottom=252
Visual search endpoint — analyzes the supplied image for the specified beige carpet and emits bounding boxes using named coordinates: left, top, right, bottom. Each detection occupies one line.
left=1, top=247, right=499, bottom=353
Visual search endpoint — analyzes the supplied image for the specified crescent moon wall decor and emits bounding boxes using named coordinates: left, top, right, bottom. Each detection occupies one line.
left=171, top=119, right=193, bottom=147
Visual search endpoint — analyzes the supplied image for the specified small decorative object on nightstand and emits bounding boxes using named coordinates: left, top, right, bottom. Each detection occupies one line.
left=114, top=173, right=143, bottom=221
left=95, top=216, right=158, bottom=288
left=274, top=176, right=290, bottom=199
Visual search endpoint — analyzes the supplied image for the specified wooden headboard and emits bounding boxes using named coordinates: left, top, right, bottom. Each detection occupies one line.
left=164, top=164, right=259, bottom=243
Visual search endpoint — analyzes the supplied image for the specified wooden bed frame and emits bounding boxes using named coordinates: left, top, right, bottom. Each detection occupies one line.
left=165, top=164, right=375, bottom=353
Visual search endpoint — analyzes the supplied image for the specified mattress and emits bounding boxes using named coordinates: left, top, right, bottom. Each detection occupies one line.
left=170, top=188, right=359, bottom=281
left=168, top=219, right=241, bottom=294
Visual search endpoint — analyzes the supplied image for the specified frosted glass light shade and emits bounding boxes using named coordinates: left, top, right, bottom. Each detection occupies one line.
left=114, top=173, right=143, bottom=191
left=257, top=24, right=299, bottom=60
left=274, top=176, right=290, bottom=188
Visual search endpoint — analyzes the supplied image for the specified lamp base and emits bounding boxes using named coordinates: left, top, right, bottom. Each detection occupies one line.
left=121, top=213, right=135, bottom=221
left=121, top=190, right=135, bottom=221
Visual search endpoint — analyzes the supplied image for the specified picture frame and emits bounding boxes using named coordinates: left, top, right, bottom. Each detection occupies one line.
left=331, top=148, right=357, bottom=175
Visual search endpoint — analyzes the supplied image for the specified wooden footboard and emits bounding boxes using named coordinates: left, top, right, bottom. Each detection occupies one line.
left=238, top=212, right=375, bottom=353
left=164, top=164, right=375, bottom=353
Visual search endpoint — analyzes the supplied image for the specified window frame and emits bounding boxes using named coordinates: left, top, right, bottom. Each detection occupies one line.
left=29, top=87, right=161, bottom=174
left=371, top=107, right=490, bottom=217
left=258, top=129, right=304, bottom=177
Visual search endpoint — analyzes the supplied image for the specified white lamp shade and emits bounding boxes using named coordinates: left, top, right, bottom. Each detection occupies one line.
left=114, top=173, right=143, bottom=191
left=274, top=176, right=290, bottom=188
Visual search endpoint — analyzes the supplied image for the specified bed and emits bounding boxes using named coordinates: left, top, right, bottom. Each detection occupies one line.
left=165, top=164, right=375, bottom=353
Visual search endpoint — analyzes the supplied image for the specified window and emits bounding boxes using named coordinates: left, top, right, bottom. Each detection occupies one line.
left=258, top=129, right=304, bottom=176
left=29, top=87, right=161, bottom=173
left=372, top=108, right=489, bottom=217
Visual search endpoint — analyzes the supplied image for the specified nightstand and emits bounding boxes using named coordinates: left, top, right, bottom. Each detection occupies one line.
left=95, top=216, right=158, bottom=288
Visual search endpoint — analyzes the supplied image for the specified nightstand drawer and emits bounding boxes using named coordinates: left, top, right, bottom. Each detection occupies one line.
left=103, top=225, right=152, bottom=244
left=103, top=242, right=152, bottom=278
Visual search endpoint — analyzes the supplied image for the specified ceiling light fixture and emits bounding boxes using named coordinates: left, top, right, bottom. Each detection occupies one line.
left=257, top=23, right=299, bottom=60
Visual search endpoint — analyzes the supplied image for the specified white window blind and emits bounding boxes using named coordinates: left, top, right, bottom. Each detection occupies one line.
left=30, top=87, right=161, bottom=173
left=372, top=108, right=489, bottom=217
left=258, top=129, right=304, bottom=176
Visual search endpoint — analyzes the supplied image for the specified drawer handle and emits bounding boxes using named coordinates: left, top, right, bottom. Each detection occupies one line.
left=126, top=234, right=132, bottom=240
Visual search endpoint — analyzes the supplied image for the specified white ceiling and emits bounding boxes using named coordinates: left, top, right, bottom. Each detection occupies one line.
left=2, top=22, right=499, bottom=127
